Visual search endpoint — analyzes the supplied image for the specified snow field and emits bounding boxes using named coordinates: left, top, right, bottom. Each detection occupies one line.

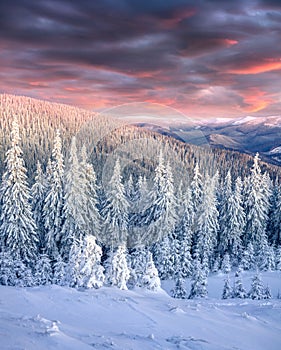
left=1, top=271, right=281, bottom=350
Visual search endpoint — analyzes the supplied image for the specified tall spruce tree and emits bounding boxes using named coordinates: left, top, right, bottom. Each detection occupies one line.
left=272, top=186, right=281, bottom=245
left=219, top=173, right=244, bottom=263
left=188, top=256, right=208, bottom=299
left=61, top=137, right=87, bottom=260
left=43, top=130, right=65, bottom=259
left=173, top=185, right=193, bottom=279
left=102, top=158, right=129, bottom=248
left=191, top=163, right=203, bottom=214
left=105, top=245, right=130, bottom=290
left=248, top=273, right=266, bottom=300
left=195, top=174, right=219, bottom=271
left=145, top=153, right=177, bottom=245
left=31, top=161, right=47, bottom=251
left=244, top=154, right=270, bottom=265
left=80, top=145, right=101, bottom=239
left=0, top=118, right=38, bottom=265
left=77, top=235, right=105, bottom=289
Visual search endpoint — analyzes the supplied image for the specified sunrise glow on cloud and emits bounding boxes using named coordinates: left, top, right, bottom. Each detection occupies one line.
left=0, top=0, right=280, bottom=119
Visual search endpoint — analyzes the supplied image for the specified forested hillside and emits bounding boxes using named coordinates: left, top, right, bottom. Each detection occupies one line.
left=0, top=94, right=281, bottom=299
left=0, top=94, right=280, bottom=181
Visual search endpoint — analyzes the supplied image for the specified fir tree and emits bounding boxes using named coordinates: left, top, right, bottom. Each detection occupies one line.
left=248, top=273, right=266, bottom=300
left=31, top=161, right=47, bottom=251
left=272, top=186, right=281, bottom=245
left=34, top=254, right=53, bottom=285
left=0, top=118, right=38, bottom=265
left=222, top=275, right=232, bottom=299
left=144, top=153, right=177, bottom=245
left=53, top=255, right=66, bottom=286
left=65, top=238, right=83, bottom=287
left=259, top=244, right=276, bottom=271
left=13, top=258, right=34, bottom=287
left=218, top=170, right=233, bottom=254
left=173, top=186, right=193, bottom=279
left=171, top=277, right=187, bottom=299
left=195, top=174, right=219, bottom=271
left=43, top=129, right=64, bottom=259
left=105, top=245, right=130, bottom=290
left=153, top=235, right=174, bottom=279
left=233, top=269, right=246, bottom=298
left=80, top=145, right=101, bottom=239
left=244, top=154, right=270, bottom=264
left=128, top=246, right=148, bottom=288
left=240, top=243, right=256, bottom=270
left=60, top=137, right=87, bottom=260
left=219, top=175, right=244, bottom=263
left=191, top=163, right=203, bottom=215
left=0, top=252, right=17, bottom=286
left=221, top=253, right=231, bottom=274
left=102, top=159, right=129, bottom=248
left=264, top=285, right=272, bottom=299
left=142, top=252, right=161, bottom=291
left=275, top=246, right=281, bottom=271
left=77, top=235, right=105, bottom=289
left=188, top=257, right=208, bottom=299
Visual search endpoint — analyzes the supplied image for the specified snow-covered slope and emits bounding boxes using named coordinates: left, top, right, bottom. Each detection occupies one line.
left=1, top=271, right=281, bottom=350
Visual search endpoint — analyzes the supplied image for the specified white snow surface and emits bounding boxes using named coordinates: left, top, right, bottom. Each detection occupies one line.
left=1, top=271, right=281, bottom=350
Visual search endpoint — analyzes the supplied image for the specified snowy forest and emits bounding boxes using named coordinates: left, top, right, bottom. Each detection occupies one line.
left=1, top=95, right=281, bottom=301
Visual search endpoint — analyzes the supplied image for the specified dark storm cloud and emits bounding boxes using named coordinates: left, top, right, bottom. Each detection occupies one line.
left=0, top=0, right=280, bottom=117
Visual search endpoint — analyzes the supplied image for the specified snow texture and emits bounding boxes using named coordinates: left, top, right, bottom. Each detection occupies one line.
left=1, top=271, right=281, bottom=349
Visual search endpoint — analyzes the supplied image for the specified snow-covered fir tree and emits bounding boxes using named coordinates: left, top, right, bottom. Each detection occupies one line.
left=60, top=137, right=87, bottom=260
left=34, top=254, right=53, bottom=285
left=125, top=174, right=137, bottom=203
left=153, top=235, right=174, bottom=279
left=188, top=256, right=208, bottom=299
left=218, top=170, right=233, bottom=252
left=271, top=185, right=281, bottom=245
left=222, top=275, right=232, bottom=299
left=173, top=185, right=193, bottom=279
left=244, top=154, right=270, bottom=267
left=146, top=153, right=177, bottom=245
left=65, top=238, right=83, bottom=287
left=218, top=173, right=244, bottom=264
left=102, top=158, right=129, bottom=248
left=233, top=269, right=246, bottom=299
left=240, top=242, right=256, bottom=270
left=76, top=235, right=104, bottom=289
left=248, top=273, right=266, bottom=300
left=221, top=253, right=231, bottom=274
left=142, top=251, right=161, bottom=291
left=195, top=174, right=219, bottom=272
left=128, top=246, right=148, bottom=288
left=276, top=246, right=281, bottom=271
left=0, top=252, right=17, bottom=286
left=105, top=245, right=130, bottom=290
left=31, top=161, right=47, bottom=251
left=53, top=255, right=66, bottom=286
left=80, top=145, right=101, bottom=239
left=171, top=276, right=187, bottom=299
left=264, top=285, right=272, bottom=299
left=43, top=129, right=65, bottom=259
left=136, top=175, right=149, bottom=207
left=191, top=163, right=203, bottom=215
left=0, top=117, right=38, bottom=265
left=259, top=244, right=275, bottom=271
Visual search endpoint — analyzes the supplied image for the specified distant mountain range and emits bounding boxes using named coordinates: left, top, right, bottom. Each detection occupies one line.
left=136, top=115, right=281, bottom=166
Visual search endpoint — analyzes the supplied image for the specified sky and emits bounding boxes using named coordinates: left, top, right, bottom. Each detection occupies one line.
left=0, top=0, right=281, bottom=120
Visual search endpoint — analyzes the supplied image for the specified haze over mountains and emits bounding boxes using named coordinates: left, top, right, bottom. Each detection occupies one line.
left=135, top=115, right=281, bottom=166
